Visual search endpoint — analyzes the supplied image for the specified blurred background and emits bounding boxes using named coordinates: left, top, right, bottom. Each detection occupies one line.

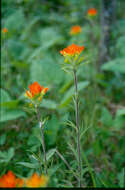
left=1, top=0, right=125, bottom=187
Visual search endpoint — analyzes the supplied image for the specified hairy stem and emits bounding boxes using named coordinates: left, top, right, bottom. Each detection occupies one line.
left=36, top=106, right=48, bottom=175
left=73, top=69, right=82, bottom=187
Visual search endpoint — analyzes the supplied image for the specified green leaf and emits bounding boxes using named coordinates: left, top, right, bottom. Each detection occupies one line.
left=65, top=120, right=77, bottom=132
left=101, top=58, right=125, bottom=73
left=8, top=147, right=15, bottom=160
left=29, top=57, right=64, bottom=86
left=113, top=116, right=125, bottom=130
left=27, top=133, right=41, bottom=146
left=17, top=162, right=39, bottom=169
left=7, top=40, right=27, bottom=60
left=113, top=109, right=125, bottom=130
left=45, top=115, right=59, bottom=146
left=21, top=16, right=40, bottom=40
left=60, top=81, right=89, bottom=108
left=48, top=164, right=62, bottom=177
left=1, top=100, right=19, bottom=109
left=80, top=125, right=91, bottom=140
left=0, top=134, right=6, bottom=145
left=0, top=148, right=14, bottom=163
left=0, top=89, right=11, bottom=103
left=117, top=169, right=125, bottom=188
left=0, top=89, right=26, bottom=122
left=39, top=27, right=64, bottom=49
left=116, top=108, right=125, bottom=116
left=40, top=99, right=57, bottom=110
left=5, top=9, right=25, bottom=31
left=27, top=151, right=41, bottom=163
left=46, top=149, right=56, bottom=161
left=59, top=78, right=73, bottom=94
left=0, top=151, right=6, bottom=159
left=100, top=107, right=113, bottom=127
left=0, top=109, right=26, bottom=122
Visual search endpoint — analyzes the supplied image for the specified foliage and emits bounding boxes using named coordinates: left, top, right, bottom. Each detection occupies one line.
left=1, top=0, right=125, bottom=187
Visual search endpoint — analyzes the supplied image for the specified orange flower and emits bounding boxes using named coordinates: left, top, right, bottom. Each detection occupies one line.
left=70, top=25, right=82, bottom=35
left=25, top=82, right=48, bottom=99
left=60, top=44, right=84, bottom=57
left=42, top=87, right=49, bottom=94
left=88, top=8, right=97, bottom=16
left=2, top=28, right=8, bottom=33
left=15, top=178, right=24, bottom=187
left=25, top=173, right=48, bottom=187
left=0, top=171, right=24, bottom=188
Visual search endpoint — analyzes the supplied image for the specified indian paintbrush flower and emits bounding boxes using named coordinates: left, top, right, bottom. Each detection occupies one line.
left=70, top=25, right=82, bottom=35
left=60, top=44, right=85, bottom=71
left=88, top=8, right=97, bottom=17
left=25, top=173, right=48, bottom=187
left=60, top=43, right=86, bottom=187
left=25, top=81, right=48, bottom=106
left=60, top=44, right=84, bottom=57
left=2, top=28, right=8, bottom=33
left=25, top=82, right=48, bottom=175
left=0, top=171, right=24, bottom=188
left=0, top=171, right=48, bottom=188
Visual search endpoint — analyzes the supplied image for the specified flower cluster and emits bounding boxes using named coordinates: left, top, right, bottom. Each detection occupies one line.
left=88, top=8, right=97, bottom=16
left=25, top=81, right=48, bottom=105
left=60, top=44, right=84, bottom=57
left=70, top=25, right=82, bottom=35
left=60, top=44, right=85, bottom=71
left=25, top=173, right=48, bottom=187
left=0, top=171, right=48, bottom=188
left=2, top=28, right=8, bottom=33
left=0, top=171, right=24, bottom=188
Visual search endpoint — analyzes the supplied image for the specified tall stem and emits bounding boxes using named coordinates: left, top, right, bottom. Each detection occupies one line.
left=73, top=69, right=82, bottom=187
left=36, top=106, right=48, bottom=175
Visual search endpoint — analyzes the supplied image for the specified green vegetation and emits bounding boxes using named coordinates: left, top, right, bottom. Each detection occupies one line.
left=1, top=0, right=125, bottom=187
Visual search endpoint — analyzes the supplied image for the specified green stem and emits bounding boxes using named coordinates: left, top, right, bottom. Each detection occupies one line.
left=73, top=69, right=82, bottom=187
left=36, top=106, right=48, bottom=175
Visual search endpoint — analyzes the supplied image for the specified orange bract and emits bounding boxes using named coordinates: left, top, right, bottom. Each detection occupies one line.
left=2, top=28, right=8, bottom=33
left=25, top=173, right=48, bottom=187
left=26, top=81, right=48, bottom=99
left=70, top=25, right=82, bottom=35
left=0, top=171, right=24, bottom=188
left=60, top=44, right=84, bottom=56
left=88, top=8, right=97, bottom=16
left=15, top=178, right=24, bottom=187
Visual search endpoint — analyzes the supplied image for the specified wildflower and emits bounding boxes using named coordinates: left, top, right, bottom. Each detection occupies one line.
left=2, top=28, right=8, bottom=33
left=15, top=178, right=24, bottom=187
left=0, top=171, right=24, bottom=188
left=25, top=173, right=48, bottom=187
left=60, top=44, right=85, bottom=71
left=88, top=8, right=97, bottom=16
left=60, top=44, right=84, bottom=57
left=70, top=25, right=82, bottom=35
left=25, top=81, right=48, bottom=102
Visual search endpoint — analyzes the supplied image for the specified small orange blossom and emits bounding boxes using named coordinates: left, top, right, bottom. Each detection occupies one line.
left=70, top=25, right=82, bottom=35
left=25, top=173, right=48, bottom=187
left=25, top=81, right=48, bottom=100
left=60, top=44, right=84, bottom=57
left=88, top=8, right=97, bottom=16
left=2, top=28, right=8, bottom=33
left=0, top=171, right=24, bottom=188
